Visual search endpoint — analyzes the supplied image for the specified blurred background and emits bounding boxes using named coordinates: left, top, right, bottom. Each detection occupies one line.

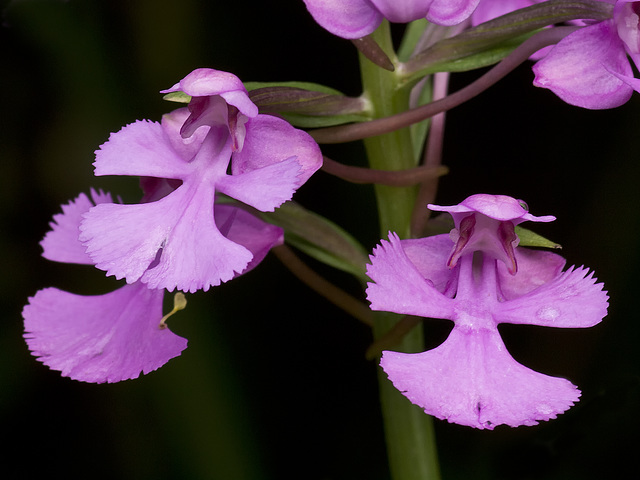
left=1, top=0, right=638, bottom=479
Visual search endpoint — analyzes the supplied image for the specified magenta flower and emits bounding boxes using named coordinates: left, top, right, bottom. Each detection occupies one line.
left=24, top=189, right=284, bottom=383
left=24, top=190, right=187, bottom=383
left=302, top=0, right=481, bottom=39
left=533, top=0, right=640, bottom=109
left=80, top=68, right=322, bottom=292
left=366, top=194, right=608, bottom=429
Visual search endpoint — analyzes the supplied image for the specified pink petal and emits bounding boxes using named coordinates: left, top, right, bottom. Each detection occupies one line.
left=369, top=0, right=434, bottom=23
left=232, top=114, right=323, bottom=184
left=399, top=234, right=458, bottom=295
left=41, top=190, right=114, bottom=264
left=381, top=326, right=580, bottom=429
left=428, top=0, right=480, bottom=26
left=23, top=283, right=187, bottom=383
left=496, top=266, right=609, bottom=328
left=216, top=204, right=284, bottom=274
left=429, top=194, right=555, bottom=223
left=533, top=20, right=634, bottom=109
left=94, top=119, right=192, bottom=178
left=161, top=68, right=258, bottom=118
left=496, top=248, right=566, bottom=300
left=366, top=232, right=454, bottom=318
left=80, top=183, right=253, bottom=292
left=217, top=157, right=303, bottom=212
left=302, top=0, right=383, bottom=39
left=161, top=108, right=211, bottom=161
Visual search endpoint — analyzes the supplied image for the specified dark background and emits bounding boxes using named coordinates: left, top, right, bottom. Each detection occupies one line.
left=1, top=0, right=638, bottom=479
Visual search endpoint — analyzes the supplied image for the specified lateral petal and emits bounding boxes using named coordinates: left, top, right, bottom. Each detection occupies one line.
left=94, top=119, right=192, bottom=179
left=495, top=265, right=609, bottom=328
left=366, top=232, right=454, bottom=319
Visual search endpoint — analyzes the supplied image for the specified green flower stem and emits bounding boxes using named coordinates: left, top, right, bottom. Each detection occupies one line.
left=360, top=21, right=441, bottom=480
left=360, top=21, right=417, bottom=240
left=374, top=314, right=441, bottom=480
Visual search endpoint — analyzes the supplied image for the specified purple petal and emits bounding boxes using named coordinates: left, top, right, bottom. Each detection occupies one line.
left=41, top=190, right=114, bottom=265
left=217, top=157, right=303, bottom=212
left=429, top=194, right=555, bottom=224
left=381, top=326, right=580, bottom=429
left=428, top=0, right=480, bottom=26
left=366, top=232, right=454, bottom=318
left=161, top=68, right=258, bottom=118
left=497, top=248, right=566, bottom=300
left=161, top=108, right=211, bottom=161
left=496, top=265, right=609, bottom=328
left=369, top=0, right=433, bottom=23
left=533, top=20, right=634, bottom=109
left=94, top=119, right=192, bottom=178
left=81, top=183, right=253, bottom=292
left=303, top=0, right=383, bottom=39
left=23, top=283, right=187, bottom=383
left=231, top=114, right=323, bottom=184
left=216, top=204, right=284, bottom=274
left=400, top=234, right=458, bottom=295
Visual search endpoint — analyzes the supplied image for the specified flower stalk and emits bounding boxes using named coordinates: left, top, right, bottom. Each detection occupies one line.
left=360, top=20, right=441, bottom=480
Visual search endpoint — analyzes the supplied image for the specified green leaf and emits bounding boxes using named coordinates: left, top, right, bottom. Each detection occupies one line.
left=515, top=225, right=562, bottom=249
left=163, top=91, right=191, bottom=103
left=260, top=201, right=370, bottom=282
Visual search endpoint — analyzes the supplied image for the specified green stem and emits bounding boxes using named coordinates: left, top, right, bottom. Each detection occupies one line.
left=360, top=21, right=417, bottom=240
left=360, top=21, right=441, bottom=480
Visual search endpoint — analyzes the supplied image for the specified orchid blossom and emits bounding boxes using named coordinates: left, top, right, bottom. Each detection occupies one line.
left=23, top=187, right=284, bottom=383
left=79, top=68, right=322, bottom=293
left=366, top=194, right=608, bottom=429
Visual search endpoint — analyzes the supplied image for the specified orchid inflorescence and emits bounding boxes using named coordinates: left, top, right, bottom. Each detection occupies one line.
left=23, top=1, right=625, bottom=477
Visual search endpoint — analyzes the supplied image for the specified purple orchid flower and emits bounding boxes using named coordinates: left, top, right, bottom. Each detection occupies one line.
left=80, top=68, right=322, bottom=293
left=366, top=194, right=608, bottom=429
left=533, top=0, right=640, bottom=109
left=23, top=188, right=284, bottom=383
left=302, top=0, right=481, bottom=39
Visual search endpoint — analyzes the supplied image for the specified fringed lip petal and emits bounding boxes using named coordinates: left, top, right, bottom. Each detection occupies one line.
left=41, top=190, right=113, bottom=265
left=23, top=283, right=187, bottom=383
left=429, top=194, right=555, bottom=224
left=80, top=183, right=253, bottom=292
left=381, top=326, right=581, bottom=429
